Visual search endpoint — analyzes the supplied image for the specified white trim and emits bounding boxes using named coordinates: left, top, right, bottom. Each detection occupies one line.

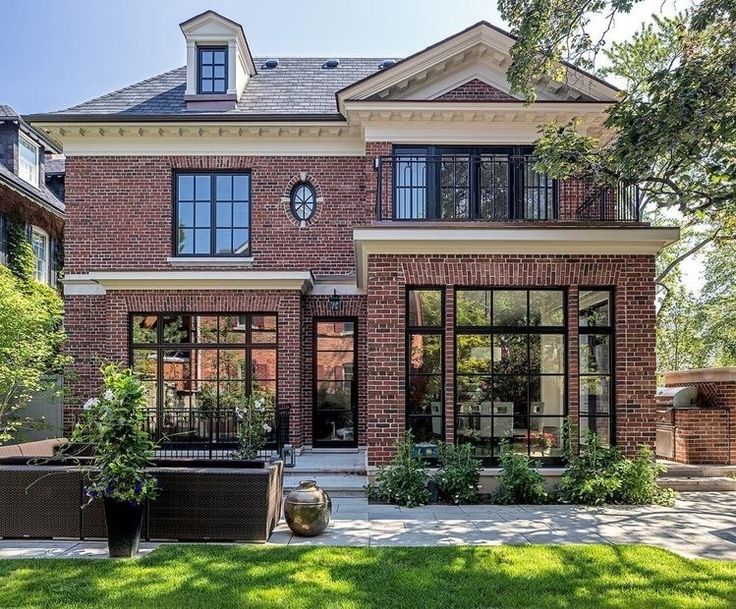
left=18, top=133, right=40, bottom=188
left=63, top=271, right=314, bottom=295
left=311, top=282, right=365, bottom=296
left=353, top=226, right=680, bottom=288
left=166, top=256, right=255, bottom=267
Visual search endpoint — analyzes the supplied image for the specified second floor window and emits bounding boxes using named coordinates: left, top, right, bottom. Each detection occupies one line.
left=31, top=226, right=49, bottom=283
left=175, top=173, right=251, bottom=257
left=198, top=47, right=227, bottom=94
left=19, top=133, right=39, bottom=188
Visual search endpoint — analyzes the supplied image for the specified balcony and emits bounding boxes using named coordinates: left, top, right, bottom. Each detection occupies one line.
left=374, top=154, right=641, bottom=223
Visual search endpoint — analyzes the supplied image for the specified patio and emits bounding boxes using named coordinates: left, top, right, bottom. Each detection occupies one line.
left=2, top=491, right=735, bottom=560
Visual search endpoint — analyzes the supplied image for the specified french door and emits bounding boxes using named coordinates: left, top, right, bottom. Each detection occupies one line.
left=313, top=318, right=358, bottom=448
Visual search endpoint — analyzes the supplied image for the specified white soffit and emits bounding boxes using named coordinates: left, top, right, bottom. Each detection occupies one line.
left=63, top=271, right=314, bottom=295
left=353, top=226, right=680, bottom=288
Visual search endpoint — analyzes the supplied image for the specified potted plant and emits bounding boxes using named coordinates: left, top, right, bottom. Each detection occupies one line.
left=72, top=364, right=157, bottom=558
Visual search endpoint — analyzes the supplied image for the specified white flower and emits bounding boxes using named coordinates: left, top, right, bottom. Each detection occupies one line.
left=103, top=389, right=114, bottom=401
left=262, top=423, right=272, bottom=433
left=254, top=398, right=265, bottom=413
left=235, top=407, right=244, bottom=421
left=82, top=398, right=99, bottom=411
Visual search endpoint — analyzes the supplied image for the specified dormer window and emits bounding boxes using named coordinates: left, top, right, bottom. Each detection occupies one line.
left=18, top=133, right=39, bottom=188
left=198, top=46, right=227, bottom=94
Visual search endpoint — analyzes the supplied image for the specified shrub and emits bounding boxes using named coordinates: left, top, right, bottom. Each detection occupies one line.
left=367, top=432, right=430, bottom=507
left=616, top=445, right=675, bottom=506
left=492, top=440, right=548, bottom=504
left=556, top=431, right=674, bottom=506
left=231, top=392, right=273, bottom=460
left=435, top=442, right=482, bottom=504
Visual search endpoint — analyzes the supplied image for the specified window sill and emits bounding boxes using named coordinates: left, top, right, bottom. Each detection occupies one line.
left=167, top=256, right=255, bottom=267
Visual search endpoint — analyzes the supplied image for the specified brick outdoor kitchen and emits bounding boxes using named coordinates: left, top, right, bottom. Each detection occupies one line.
left=26, top=10, right=681, bottom=467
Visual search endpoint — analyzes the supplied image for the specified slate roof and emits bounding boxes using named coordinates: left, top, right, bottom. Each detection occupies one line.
left=41, top=58, right=388, bottom=118
left=0, top=163, right=65, bottom=215
left=44, top=156, right=65, bottom=175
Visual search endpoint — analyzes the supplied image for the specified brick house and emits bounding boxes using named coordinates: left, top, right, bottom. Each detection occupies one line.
left=28, top=11, right=678, bottom=466
left=0, top=105, right=64, bottom=285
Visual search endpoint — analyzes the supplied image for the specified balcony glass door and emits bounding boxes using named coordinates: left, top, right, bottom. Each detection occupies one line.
left=313, top=319, right=358, bottom=448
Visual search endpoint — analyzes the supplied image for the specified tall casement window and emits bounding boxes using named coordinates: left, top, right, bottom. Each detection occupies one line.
left=18, top=133, right=39, bottom=188
left=455, top=289, right=566, bottom=462
left=579, top=290, right=614, bottom=445
left=198, top=47, right=227, bottom=94
left=130, top=314, right=277, bottom=431
left=175, top=173, right=250, bottom=256
left=393, top=146, right=555, bottom=221
left=31, top=226, right=49, bottom=284
left=406, top=288, right=445, bottom=443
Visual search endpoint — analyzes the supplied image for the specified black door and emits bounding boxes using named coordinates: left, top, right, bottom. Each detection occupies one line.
left=313, top=318, right=358, bottom=448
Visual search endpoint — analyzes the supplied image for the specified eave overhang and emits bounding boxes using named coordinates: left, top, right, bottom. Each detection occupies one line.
left=0, top=173, right=65, bottom=219
left=63, top=271, right=314, bottom=295
left=353, top=226, right=680, bottom=288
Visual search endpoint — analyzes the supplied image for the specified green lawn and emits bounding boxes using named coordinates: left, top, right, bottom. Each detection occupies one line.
left=1, top=544, right=736, bottom=609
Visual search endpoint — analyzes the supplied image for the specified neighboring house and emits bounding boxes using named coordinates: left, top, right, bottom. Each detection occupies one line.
left=0, top=105, right=64, bottom=285
left=28, top=11, right=679, bottom=466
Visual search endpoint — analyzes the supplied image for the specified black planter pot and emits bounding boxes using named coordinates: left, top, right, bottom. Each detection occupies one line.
left=103, top=497, right=145, bottom=558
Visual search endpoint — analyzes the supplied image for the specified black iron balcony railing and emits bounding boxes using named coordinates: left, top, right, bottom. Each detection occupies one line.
left=374, top=154, right=641, bottom=223
left=142, top=405, right=290, bottom=460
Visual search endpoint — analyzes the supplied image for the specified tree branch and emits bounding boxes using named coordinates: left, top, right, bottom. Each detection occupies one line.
left=655, top=229, right=720, bottom=284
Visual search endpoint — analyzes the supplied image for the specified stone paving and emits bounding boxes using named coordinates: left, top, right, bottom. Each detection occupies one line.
left=1, top=492, right=735, bottom=560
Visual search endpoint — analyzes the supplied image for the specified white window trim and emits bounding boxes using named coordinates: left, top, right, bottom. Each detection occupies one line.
left=31, top=226, right=49, bottom=284
left=18, top=133, right=40, bottom=188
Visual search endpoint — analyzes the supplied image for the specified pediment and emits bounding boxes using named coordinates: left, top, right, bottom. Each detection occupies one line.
left=180, top=10, right=245, bottom=39
left=338, top=22, right=618, bottom=110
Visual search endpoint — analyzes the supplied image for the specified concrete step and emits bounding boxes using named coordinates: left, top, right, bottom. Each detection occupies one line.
left=284, top=473, right=367, bottom=498
left=659, top=476, right=736, bottom=492
left=661, top=461, right=736, bottom=478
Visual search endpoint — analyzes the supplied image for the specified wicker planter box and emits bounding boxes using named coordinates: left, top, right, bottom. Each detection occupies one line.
left=0, top=458, right=283, bottom=543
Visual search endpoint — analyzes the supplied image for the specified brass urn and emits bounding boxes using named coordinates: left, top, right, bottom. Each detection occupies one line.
left=284, top=479, right=332, bottom=536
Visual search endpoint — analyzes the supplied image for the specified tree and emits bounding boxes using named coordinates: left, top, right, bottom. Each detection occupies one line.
left=0, top=266, right=67, bottom=444
left=499, top=0, right=736, bottom=288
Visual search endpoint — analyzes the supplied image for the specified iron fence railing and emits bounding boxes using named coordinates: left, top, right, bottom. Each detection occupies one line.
left=374, top=154, right=641, bottom=223
left=142, top=405, right=290, bottom=460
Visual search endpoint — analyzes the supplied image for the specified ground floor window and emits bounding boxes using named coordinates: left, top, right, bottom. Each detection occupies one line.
left=455, top=289, right=567, bottom=461
left=130, top=314, right=277, bottom=444
left=406, top=288, right=445, bottom=443
left=578, top=290, right=614, bottom=446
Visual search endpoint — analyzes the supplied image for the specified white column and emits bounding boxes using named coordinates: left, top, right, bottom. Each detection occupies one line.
left=185, top=41, right=197, bottom=96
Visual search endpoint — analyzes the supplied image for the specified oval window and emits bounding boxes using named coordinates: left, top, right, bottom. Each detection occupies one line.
left=290, top=182, right=317, bottom=222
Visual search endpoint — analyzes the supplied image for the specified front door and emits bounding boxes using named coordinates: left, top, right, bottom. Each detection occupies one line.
left=313, top=318, right=358, bottom=448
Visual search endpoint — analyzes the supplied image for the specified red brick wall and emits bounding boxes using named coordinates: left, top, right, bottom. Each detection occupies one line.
left=63, top=155, right=376, bottom=275
left=365, top=253, right=658, bottom=465
left=437, top=79, right=516, bottom=102
left=64, top=289, right=303, bottom=446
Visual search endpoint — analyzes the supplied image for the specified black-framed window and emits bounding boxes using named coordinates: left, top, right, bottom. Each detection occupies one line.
left=578, top=290, right=614, bottom=446
left=175, top=173, right=250, bottom=256
left=290, top=182, right=317, bottom=222
left=393, top=145, right=555, bottom=221
left=198, top=46, right=227, bottom=94
left=131, top=314, right=277, bottom=423
left=455, top=288, right=567, bottom=462
left=406, top=288, right=445, bottom=443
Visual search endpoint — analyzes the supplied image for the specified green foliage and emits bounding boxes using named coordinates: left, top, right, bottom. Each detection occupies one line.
left=556, top=431, right=674, bottom=506
left=70, top=365, right=158, bottom=503
left=434, top=442, right=482, bottom=504
left=367, top=432, right=430, bottom=507
left=492, top=440, right=548, bottom=505
left=231, top=393, right=273, bottom=460
left=0, top=266, right=67, bottom=444
left=6, top=216, right=36, bottom=283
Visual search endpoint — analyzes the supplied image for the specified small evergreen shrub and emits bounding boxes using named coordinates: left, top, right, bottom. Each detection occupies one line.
left=616, top=445, right=675, bottom=506
left=435, top=442, right=482, bottom=504
left=492, top=440, right=548, bottom=504
left=367, top=432, right=430, bottom=507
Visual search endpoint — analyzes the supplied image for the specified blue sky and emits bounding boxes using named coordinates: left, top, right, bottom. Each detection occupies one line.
left=0, top=0, right=674, bottom=115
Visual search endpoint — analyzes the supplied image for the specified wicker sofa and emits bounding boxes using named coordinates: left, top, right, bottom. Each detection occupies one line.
left=0, top=451, right=283, bottom=542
